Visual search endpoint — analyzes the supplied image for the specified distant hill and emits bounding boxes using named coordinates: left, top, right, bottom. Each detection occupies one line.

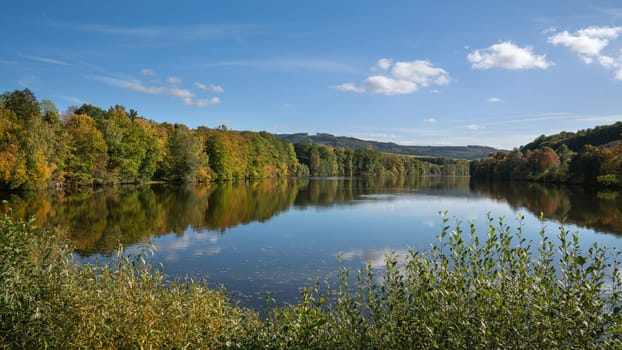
left=277, top=133, right=501, bottom=160
left=521, top=121, right=622, bottom=152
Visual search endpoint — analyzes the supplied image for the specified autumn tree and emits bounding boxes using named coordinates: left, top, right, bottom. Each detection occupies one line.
left=0, top=90, right=64, bottom=189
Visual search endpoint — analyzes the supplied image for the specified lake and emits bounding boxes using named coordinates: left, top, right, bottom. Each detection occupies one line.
left=3, top=176, right=621, bottom=308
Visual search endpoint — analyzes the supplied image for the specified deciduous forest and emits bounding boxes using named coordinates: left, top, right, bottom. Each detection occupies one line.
left=0, top=88, right=468, bottom=190
left=470, top=122, right=622, bottom=187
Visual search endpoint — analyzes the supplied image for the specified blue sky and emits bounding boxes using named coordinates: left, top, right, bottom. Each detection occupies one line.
left=1, top=0, right=621, bottom=149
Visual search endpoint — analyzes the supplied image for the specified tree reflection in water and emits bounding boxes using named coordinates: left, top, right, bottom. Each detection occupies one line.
left=2, top=176, right=620, bottom=257
left=469, top=179, right=622, bottom=236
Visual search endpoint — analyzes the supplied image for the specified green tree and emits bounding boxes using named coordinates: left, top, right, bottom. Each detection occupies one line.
left=161, top=124, right=209, bottom=182
left=64, top=114, right=108, bottom=186
left=0, top=88, right=40, bottom=121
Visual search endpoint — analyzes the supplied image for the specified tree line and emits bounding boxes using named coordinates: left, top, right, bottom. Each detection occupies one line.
left=0, top=88, right=467, bottom=191
left=293, top=142, right=469, bottom=177
left=470, top=122, right=622, bottom=187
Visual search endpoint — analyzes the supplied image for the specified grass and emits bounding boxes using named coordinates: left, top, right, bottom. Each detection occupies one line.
left=1, top=212, right=620, bottom=349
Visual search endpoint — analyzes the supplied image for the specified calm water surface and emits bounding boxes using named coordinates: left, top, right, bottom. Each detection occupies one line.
left=4, top=177, right=621, bottom=308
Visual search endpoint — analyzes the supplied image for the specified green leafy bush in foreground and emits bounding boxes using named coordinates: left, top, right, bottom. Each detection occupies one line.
left=0, top=215, right=258, bottom=349
left=1, top=213, right=621, bottom=349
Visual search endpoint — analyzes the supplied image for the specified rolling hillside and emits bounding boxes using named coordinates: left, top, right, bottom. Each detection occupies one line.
left=277, top=133, right=501, bottom=160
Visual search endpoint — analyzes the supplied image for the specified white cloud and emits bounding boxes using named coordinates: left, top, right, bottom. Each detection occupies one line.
left=167, top=76, right=182, bottom=85
left=334, top=82, right=365, bottom=93
left=468, top=41, right=552, bottom=70
left=487, top=97, right=504, bottom=103
left=423, top=117, right=437, bottom=123
left=548, top=26, right=622, bottom=79
left=141, top=68, right=156, bottom=76
left=169, top=86, right=193, bottom=98
left=542, top=27, right=557, bottom=34
left=466, top=124, right=481, bottom=130
left=372, top=58, right=393, bottom=71
left=337, top=58, right=449, bottom=95
left=548, top=26, right=621, bottom=56
left=364, top=76, right=417, bottom=95
left=599, top=55, right=616, bottom=67
left=194, top=82, right=224, bottom=93
left=579, top=26, right=621, bottom=38
left=194, top=97, right=221, bottom=107
left=96, top=76, right=167, bottom=95
left=90, top=75, right=220, bottom=107
left=391, top=60, right=450, bottom=86
left=208, top=84, right=224, bottom=93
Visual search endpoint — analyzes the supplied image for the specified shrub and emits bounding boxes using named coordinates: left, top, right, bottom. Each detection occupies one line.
left=1, top=213, right=620, bottom=349
left=250, top=213, right=622, bottom=349
left=0, top=215, right=258, bottom=349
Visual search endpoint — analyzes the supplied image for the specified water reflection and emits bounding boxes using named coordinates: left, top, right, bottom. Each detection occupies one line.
left=2, top=176, right=621, bottom=259
left=3, top=176, right=622, bottom=308
left=469, top=179, right=622, bottom=236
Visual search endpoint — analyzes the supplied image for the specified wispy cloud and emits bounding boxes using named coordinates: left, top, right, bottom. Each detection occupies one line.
left=41, top=21, right=264, bottom=37
left=169, top=86, right=192, bottom=98
left=468, top=112, right=573, bottom=127
left=89, top=75, right=164, bottom=93
left=423, top=117, right=437, bottom=123
left=194, top=82, right=224, bottom=93
left=194, top=97, right=221, bottom=107
left=542, top=27, right=557, bottom=34
left=487, top=97, right=504, bottom=103
left=336, top=58, right=449, bottom=95
left=334, top=83, right=365, bottom=93
left=467, top=41, right=552, bottom=70
left=19, top=54, right=69, bottom=66
left=88, top=75, right=220, bottom=108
